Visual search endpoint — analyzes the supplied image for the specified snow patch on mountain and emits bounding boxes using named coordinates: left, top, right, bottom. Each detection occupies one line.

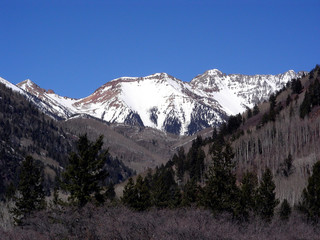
left=0, top=77, right=26, bottom=95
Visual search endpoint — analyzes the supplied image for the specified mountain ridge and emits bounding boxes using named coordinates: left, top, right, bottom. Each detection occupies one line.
left=6, top=69, right=307, bottom=135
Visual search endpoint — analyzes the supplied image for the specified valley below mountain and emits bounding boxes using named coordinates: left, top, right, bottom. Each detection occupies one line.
left=2, top=66, right=320, bottom=238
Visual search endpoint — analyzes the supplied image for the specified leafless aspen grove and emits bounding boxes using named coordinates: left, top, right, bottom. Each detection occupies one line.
left=0, top=204, right=319, bottom=240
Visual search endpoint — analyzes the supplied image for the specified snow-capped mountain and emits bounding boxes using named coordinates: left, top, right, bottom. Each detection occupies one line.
left=17, top=79, right=77, bottom=119
left=71, top=73, right=226, bottom=135
left=1, top=69, right=306, bottom=135
left=190, top=69, right=305, bottom=114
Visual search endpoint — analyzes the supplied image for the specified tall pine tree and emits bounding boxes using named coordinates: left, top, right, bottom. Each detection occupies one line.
left=236, top=172, right=258, bottom=221
left=300, top=161, right=320, bottom=222
left=121, top=178, right=138, bottom=209
left=255, top=168, right=279, bottom=222
left=61, top=134, right=108, bottom=207
left=203, top=143, right=238, bottom=214
left=12, top=156, right=45, bottom=225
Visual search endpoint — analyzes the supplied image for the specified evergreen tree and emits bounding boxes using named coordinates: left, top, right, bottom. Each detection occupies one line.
left=236, top=172, right=258, bottom=221
left=269, top=93, right=277, bottom=110
left=181, top=178, right=200, bottom=207
left=151, top=166, right=181, bottom=208
left=286, top=94, right=292, bottom=107
left=225, top=114, right=243, bottom=135
left=279, top=199, right=291, bottom=221
left=291, top=78, right=303, bottom=94
left=283, top=153, right=293, bottom=177
left=212, top=127, right=218, bottom=140
left=311, top=79, right=320, bottom=106
left=246, top=107, right=253, bottom=119
left=255, top=168, right=279, bottom=221
left=134, top=175, right=151, bottom=211
left=300, top=79, right=320, bottom=118
left=300, top=161, right=320, bottom=222
left=186, top=137, right=205, bottom=181
left=121, top=178, right=138, bottom=209
left=268, top=93, right=277, bottom=121
left=253, top=104, right=260, bottom=116
left=173, top=147, right=186, bottom=182
left=12, top=156, right=45, bottom=225
left=300, top=91, right=311, bottom=118
left=61, top=134, right=108, bottom=207
left=203, top=143, right=238, bottom=214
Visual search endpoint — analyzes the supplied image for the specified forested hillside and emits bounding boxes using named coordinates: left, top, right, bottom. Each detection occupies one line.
left=232, top=65, right=320, bottom=205
left=0, top=83, right=133, bottom=199
left=0, top=83, right=72, bottom=198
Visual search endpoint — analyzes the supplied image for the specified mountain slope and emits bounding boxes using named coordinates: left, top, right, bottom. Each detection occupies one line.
left=0, top=81, right=134, bottom=198
left=190, top=69, right=306, bottom=114
left=73, top=73, right=226, bottom=135
left=226, top=65, right=320, bottom=205
left=17, top=79, right=76, bottom=119
left=15, top=69, right=305, bottom=135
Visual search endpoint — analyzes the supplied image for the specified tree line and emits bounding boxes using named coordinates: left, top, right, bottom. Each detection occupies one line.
left=7, top=132, right=320, bottom=226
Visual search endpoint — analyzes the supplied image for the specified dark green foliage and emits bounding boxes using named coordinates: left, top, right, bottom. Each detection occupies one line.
left=278, top=153, right=294, bottom=177
left=173, top=147, right=186, bottom=182
left=309, top=64, right=320, bottom=80
left=253, top=104, right=260, bottom=116
left=61, top=134, right=109, bottom=207
left=210, top=127, right=225, bottom=147
left=260, top=93, right=282, bottom=126
left=279, top=199, right=291, bottom=221
left=12, top=156, right=45, bottom=225
left=261, top=113, right=270, bottom=125
left=291, top=78, right=303, bottom=94
left=121, top=175, right=151, bottom=211
left=151, top=166, right=181, bottom=208
left=300, top=91, right=312, bottom=118
left=220, top=114, right=243, bottom=136
left=268, top=93, right=277, bottom=121
left=300, top=70, right=320, bottom=118
left=181, top=178, right=200, bottom=207
left=269, top=93, right=277, bottom=110
left=203, top=143, right=239, bottom=214
left=186, top=137, right=205, bottom=181
left=175, top=136, right=205, bottom=182
left=299, top=161, right=320, bottom=222
left=286, top=94, right=292, bottom=106
left=121, top=178, right=138, bottom=209
left=246, top=107, right=253, bottom=119
left=134, top=175, right=151, bottom=210
left=255, top=168, right=279, bottom=221
left=311, top=79, right=320, bottom=106
left=236, top=172, right=258, bottom=221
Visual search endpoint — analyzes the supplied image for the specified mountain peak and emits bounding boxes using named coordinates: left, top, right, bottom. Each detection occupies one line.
left=18, top=79, right=39, bottom=88
left=206, top=69, right=223, bottom=76
left=17, top=79, right=49, bottom=97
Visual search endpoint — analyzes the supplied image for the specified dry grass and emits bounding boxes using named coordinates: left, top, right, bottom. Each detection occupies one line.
left=0, top=204, right=319, bottom=240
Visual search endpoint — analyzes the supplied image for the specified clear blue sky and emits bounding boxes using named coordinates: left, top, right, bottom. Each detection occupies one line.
left=1, top=0, right=319, bottom=98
